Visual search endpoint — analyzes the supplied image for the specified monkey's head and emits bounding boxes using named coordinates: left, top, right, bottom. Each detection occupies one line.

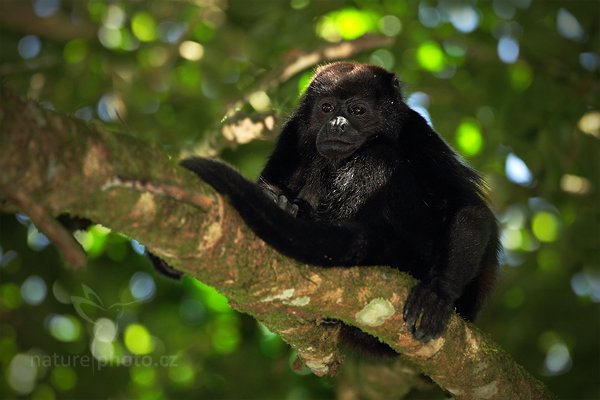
left=301, top=62, right=404, bottom=163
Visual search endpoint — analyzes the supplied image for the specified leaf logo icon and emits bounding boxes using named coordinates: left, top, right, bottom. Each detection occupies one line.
left=71, top=284, right=138, bottom=325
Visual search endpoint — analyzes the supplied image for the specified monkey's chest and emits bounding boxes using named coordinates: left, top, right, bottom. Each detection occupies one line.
left=303, top=164, right=389, bottom=221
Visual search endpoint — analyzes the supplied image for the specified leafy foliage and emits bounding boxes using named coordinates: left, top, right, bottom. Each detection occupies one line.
left=0, top=1, right=598, bottom=399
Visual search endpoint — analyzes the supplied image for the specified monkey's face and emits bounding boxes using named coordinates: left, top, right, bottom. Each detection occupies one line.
left=304, top=62, right=402, bottom=164
left=314, top=96, right=380, bottom=163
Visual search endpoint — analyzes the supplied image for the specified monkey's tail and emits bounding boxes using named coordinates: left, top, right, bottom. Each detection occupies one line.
left=180, top=157, right=397, bottom=267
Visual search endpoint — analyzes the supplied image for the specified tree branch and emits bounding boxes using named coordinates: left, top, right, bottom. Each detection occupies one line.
left=193, top=35, right=395, bottom=156
left=0, top=1, right=96, bottom=42
left=0, top=87, right=554, bottom=399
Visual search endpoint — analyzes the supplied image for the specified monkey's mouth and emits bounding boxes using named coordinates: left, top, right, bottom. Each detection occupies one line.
left=317, top=139, right=359, bottom=161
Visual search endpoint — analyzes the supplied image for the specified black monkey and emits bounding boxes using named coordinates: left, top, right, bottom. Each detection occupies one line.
left=180, top=62, right=499, bottom=349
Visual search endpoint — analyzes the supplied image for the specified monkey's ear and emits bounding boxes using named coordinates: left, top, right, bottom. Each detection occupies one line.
left=392, top=76, right=403, bottom=98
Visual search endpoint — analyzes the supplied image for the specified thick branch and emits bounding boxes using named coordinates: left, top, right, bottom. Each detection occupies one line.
left=0, top=87, right=554, bottom=399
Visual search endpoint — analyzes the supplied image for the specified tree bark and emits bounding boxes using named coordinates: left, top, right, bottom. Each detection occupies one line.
left=0, top=87, right=555, bottom=400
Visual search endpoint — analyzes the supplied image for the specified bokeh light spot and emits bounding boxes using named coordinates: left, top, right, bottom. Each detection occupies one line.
left=131, top=12, right=158, bottom=42
left=63, top=39, right=87, bottom=64
left=455, top=119, right=483, bottom=156
left=447, top=5, right=479, bottom=33
left=51, top=367, right=77, bottom=391
left=48, top=314, right=81, bottom=342
left=27, top=224, right=50, bottom=251
left=18, top=35, right=42, bottom=60
left=444, top=39, right=468, bottom=58
left=290, top=0, right=310, bottom=10
left=316, top=8, right=379, bottom=42
left=378, top=15, right=402, bottom=37
left=248, top=91, right=272, bottom=113
left=91, top=338, right=115, bottom=361
left=131, top=366, right=156, bottom=387
left=560, top=174, right=591, bottom=195
left=97, top=93, right=126, bottom=122
left=97, top=26, right=122, bottom=49
left=579, top=52, right=600, bottom=71
left=21, top=275, right=47, bottom=305
left=94, top=318, right=117, bottom=342
left=577, top=111, right=600, bottom=138
left=498, top=36, right=519, bottom=64
left=176, top=63, right=202, bottom=89
left=179, top=40, right=204, bottom=61
left=556, top=8, right=583, bottom=41
left=418, top=4, right=441, bottom=28
left=417, top=42, right=445, bottom=72
left=369, top=49, right=395, bottom=70
left=297, top=71, right=312, bottom=96
left=544, top=343, right=572, bottom=375
left=493, top=0, right=516, bottom=19
left=212, top=316, right=240, bottom=354
left=168, top=362, right=195, bottom=386
left=124, top=324, right=153, bottom=354
left=505, top=153, right=533, bottom=186
left=8, top=354, right=37, bottom=395
left=406, top=92, right=432, bottom=126
left=103, top=4, right=125, bottom=29
left=129, top=272, right=156, bottom=302
left=158, top=21, right=187, bottom=43
left=1, top=283, right=24, bottom=309
left=191, top=279, right=231, bottom=313
left=531, top=212, right=560, bottom=242
left=34, top=0, right=60, bottom=18
left=509, top=61, right=532, bottom=91
left=501, top=227, right=523, bottom=250
left=130, top=240, right=145, bottom=255
left=570, top=271, right=600, bottom=302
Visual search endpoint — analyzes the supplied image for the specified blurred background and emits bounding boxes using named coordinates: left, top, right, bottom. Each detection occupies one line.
left=0, top=0, right=598, bottom=399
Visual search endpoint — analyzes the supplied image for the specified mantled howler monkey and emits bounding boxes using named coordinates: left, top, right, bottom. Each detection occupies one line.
left=179, top=62, right=499, bottom=351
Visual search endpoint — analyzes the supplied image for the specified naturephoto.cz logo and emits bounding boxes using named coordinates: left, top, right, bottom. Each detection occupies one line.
left=7, top=282, right=180, bottom=395
left=29, top=352, right=178, bottom=371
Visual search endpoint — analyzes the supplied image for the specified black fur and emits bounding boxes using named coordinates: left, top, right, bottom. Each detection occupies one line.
left=181, top=62, right=499, bottom=351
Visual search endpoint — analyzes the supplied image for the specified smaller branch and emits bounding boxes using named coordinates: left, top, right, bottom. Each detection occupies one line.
left=237, top=35, right=396, bottom=111
left=193, top=35, right=395, bottom=156
left=0, top=56, right=60, bottom=76
left=276, top=35, right=395, bottom=85
left=2, top=187, right=86, bottom=267
left=102, top=176, right=214, bottom=212
left=0, top=1, right=96, bottom=42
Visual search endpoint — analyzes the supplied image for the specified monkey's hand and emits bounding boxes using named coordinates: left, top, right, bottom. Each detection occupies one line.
left=258, top=179, right=299, bottom=217
left=402, top=280, right=454, bottom=343
left=275, top=194, right=299, bottom=217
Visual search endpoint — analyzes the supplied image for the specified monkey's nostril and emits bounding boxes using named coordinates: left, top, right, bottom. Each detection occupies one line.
left=330, top=116, right=348, bottom=133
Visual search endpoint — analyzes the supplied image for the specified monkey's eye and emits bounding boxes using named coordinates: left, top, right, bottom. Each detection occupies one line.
left=321, top=103, right=334, bottom=113
left=350, top=105, right=366, bottom=116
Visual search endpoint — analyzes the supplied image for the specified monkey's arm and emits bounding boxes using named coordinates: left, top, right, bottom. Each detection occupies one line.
left=181, top=157, right=396, bottom=266
left=256, top=120, right=307, bottom=216
left=258, top=119, right=302, bottom=191
left=403, top=205, right=497, bottom=342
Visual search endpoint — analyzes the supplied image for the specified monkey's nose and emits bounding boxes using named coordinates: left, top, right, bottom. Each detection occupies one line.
left=329, top=116, right=348, bottom=132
